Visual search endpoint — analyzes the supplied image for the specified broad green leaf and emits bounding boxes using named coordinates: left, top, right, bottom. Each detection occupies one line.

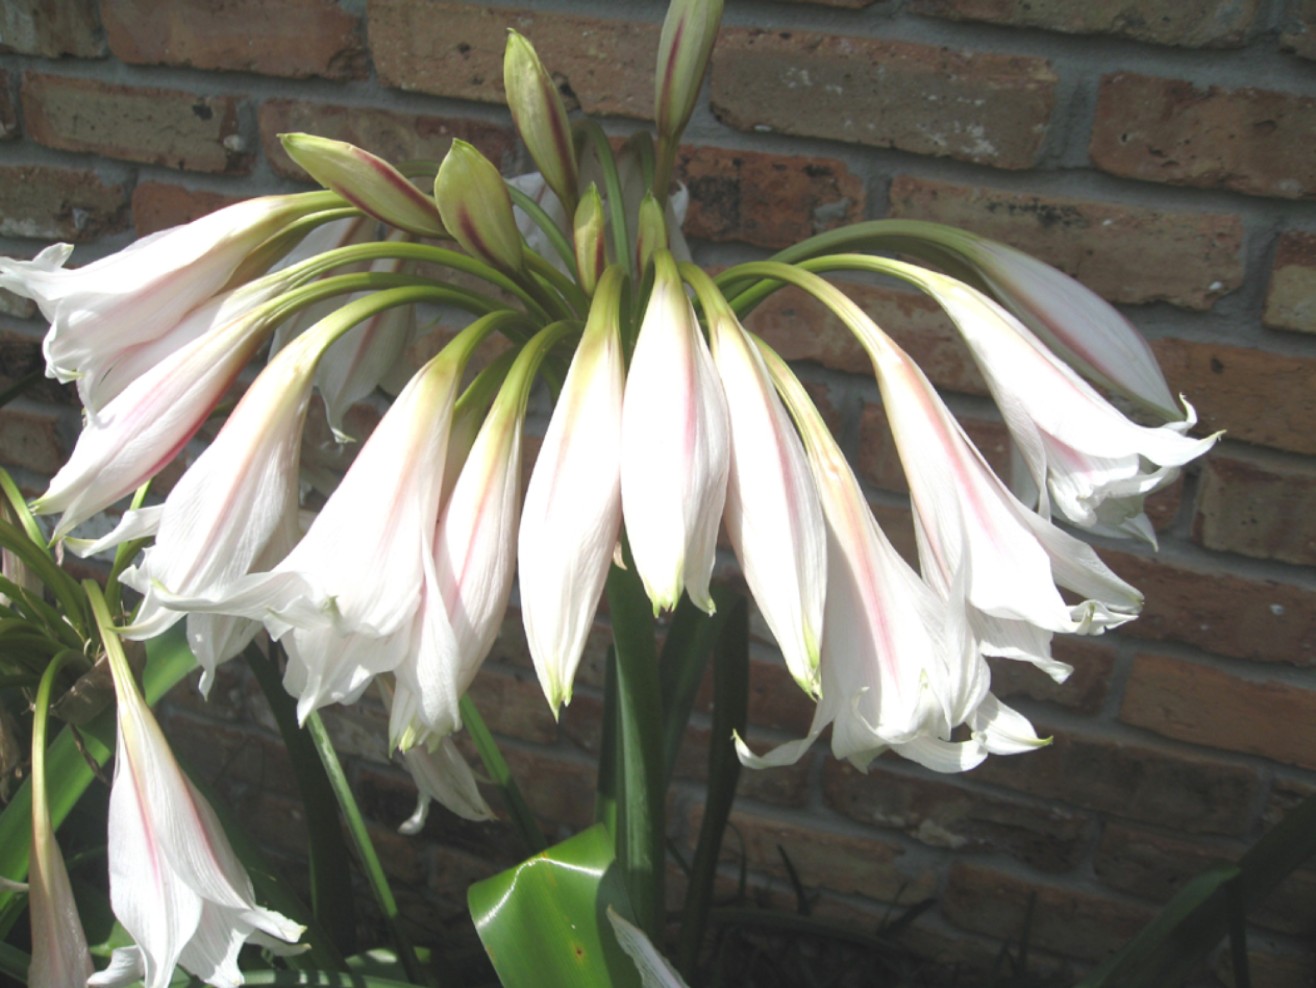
left=468, top=822, right=645, bottom=988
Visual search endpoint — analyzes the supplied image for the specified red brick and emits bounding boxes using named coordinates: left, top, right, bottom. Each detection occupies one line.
left=711, top=29, right=1056, bottom=170
left=778, top=0, right=877, bottom=6
left=1107, top=549, right=1316, bottom=667
left=130, top=182, right=246, bottom=237
left=0, top=71, right=16, bottom=140
left=102, top=0, right=365, bottom=80
left=675, top=722, right=811, bottom=808
left=1091, top=73, right=1316, bottom=200
left=744, top=281, right=985, bottom=394
left=0, top=286, right=36, bottom=321
left=22, top=72, right=250, bottom=174
left=465, top=665, right=559, bottom=746
left=0, top=0, right=104, bottom=57
left=676, top=146, right=865, bottom=250
left=1095, top=822, right=1316, bottom=937
left=973, top=723, right=1262, bottom=835
left=1121, top=652, right=1316, bottom=770
left=0, top=403, right=69, bottom=475
left=1264, top=230, right=1316, bottom=333
left=911, top=0, right=1259, bottom=47
left=258, top=98, right=515, bottom=182
left=1193, top=446, right=1316, bottom=565
left=0, top=164, right=128, bottom=242
left=0, top=325, right=82, bottom=408
left=942, top=861, right=1153, bottom=961
left=823, top=760, right=1093, bottom=871
left=1281, top=0, right=1316, bottom=59
left=987, top=637, right=1116, bottom=715
left=1152, top=338, right=1316, bottom=456
left=369, top=0, right=659, bottom=120
left=692, top=806, right=939, bottom=903
left=887, top=175, right=1244, bottom=310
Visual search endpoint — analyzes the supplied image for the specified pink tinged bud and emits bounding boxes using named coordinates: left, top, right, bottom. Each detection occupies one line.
left=707, top=308, right=825, bottom=698
left=573, top=185, right=607, bottom=296
left=621, top=251, right=730, bottom=614
left=899, top=265, right=1219, bottom=545
left=520, top=269, right=625, bottom=713
left=634, top=194, right=668, bottom=275
left=280, top=133, right=446, bottom=238
left=402, top=323, right=568, bottom=737
left=503, top=30, right=579, bottom=214
left=435, top=140, right=525, bottom=274
left=98, top=621, right=302, bottom=988
left=0, top=195, right=319, bottom=411
left=32, top=296, right=280, bottom=540
left=655, top=0, right=724, bottom=143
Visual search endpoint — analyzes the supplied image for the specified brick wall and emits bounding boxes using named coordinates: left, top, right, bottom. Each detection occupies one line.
left=2, top=0, right=1315, bottom=983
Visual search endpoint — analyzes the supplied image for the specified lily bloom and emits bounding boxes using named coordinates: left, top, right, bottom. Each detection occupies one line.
left=94, top=607, right=302, bottom=988
left=739, top=345, right=1044, bottom=774
left=0, top=194, right=331, bottom=412
left=620, top=250, right=729, bottom=614
left=519, top=269, right=625, bottom=714
left=895, top=263, right=1219, bottom=543
left=702, top=282, right=826, bottom=698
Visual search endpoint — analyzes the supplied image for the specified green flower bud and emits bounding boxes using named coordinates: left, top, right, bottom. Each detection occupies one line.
left=572, top=184, right=607, bottom=296
left=634, top=193, right=668, bottom=275
left=504, top=30, right=579, bottom=214
left=434, top=140, right=524, bottom=273
left=654, top=0, right=724, bottom=144
left=280, top=133, right=446, bottom=238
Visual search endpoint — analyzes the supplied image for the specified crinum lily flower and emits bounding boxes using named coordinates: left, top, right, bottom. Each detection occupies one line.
left=621, top=250, right=729, bottom=614
left=0, top=193, right=337, bottom=412
left=88, top=592, right=302, bottom=988
left=519, top=269, right=625, bottom=714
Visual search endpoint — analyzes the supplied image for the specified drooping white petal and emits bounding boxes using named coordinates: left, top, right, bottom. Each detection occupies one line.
left=519, top=271, right=624, bottom=712
left=710, top=312, right=825, bottom=696
left=620, top=251, right=729, bottom=613
left=398, top=735, right=495, bottom=831
left=607, top=907, right=692, bottom=988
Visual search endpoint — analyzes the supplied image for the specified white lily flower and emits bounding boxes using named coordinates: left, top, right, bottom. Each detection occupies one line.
left=32, top=291, right=287, bottom=540
left=96, top=613, right=302, bottom=988
left=0, top=195, right=325, bottom=412
left=738, top=345, right=1045, bottom=774
left=519, top=269, right=625, bottom=713
left=621, top=250, right=729, bottom=614
left=704, top=291, right=825, bottom=697
left=896, top=264, right=1219, bottom=544
left=401, top=323, right=569, bottom=737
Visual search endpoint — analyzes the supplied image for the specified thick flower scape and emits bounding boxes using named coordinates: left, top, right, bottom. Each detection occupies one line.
left=0, top=11, right=1219, bottom=986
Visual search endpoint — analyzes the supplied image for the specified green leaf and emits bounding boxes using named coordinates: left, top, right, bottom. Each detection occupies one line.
left=468, top=822, right=645, bottom=988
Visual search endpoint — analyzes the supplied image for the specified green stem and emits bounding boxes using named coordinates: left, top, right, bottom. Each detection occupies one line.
left=304, top=711, right=432, bottom=986
left=605, top=554, right=665, bottom=939
left=578, top=121, right=634, bottom=281
left=458, top=695, right=547, bottom=854
left=506, top=182, right=578, bottom=279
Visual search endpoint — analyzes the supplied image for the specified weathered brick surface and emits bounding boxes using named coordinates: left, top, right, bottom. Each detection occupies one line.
left=0, top=404, right=67, bottom=475
left=911, top=0, right=1260, bottom=48
left=130, top=182, right=245, bottom=237
left=1107, top=549, right=1316, bottom=667
left=744, top=282, right=986, bottom=395
left=887, top=175, right=1244, bottom=310
left=1152, top=338, right=1316, bottom=456
left=711, top=29, right=1056, bottom=170
left=677, top=145, right=865, bottom=250
left=0, top=0, right=104, bottom=57
left=1121, top=652, right=1316, bottom=770
left=987, top=638, right=1116, bottom=715
left=369, top=0, right=659, bottom=119
left=676, top=721, right=812, bottom=807
left=1193, top=446, right=1316, bottom=565
left=258, top=98, right=516, bottom=181
left=103, top=0, right=366, bottom=80
left=693, top=806, right=939, bottom=903
left=823, top=760, right=1093, bottom=871
left=464, top=664, right=559, bottom=746
left=0, top=71, right=17, bottom=140
left=22, top=72, right=250, bottom=174
left=972, top=724, right=1262, bottom=835
left=1281, top=0, right=1316, bottom=59
left=943, top=861, right=1154, bottom=961
left=1264, top=230, right=1316, bottom=333
left=0, top=165, right=128, bottom=241
left=0, top=280, right=37, bottom=321
left=1091, top=73, right=1316, bottom=200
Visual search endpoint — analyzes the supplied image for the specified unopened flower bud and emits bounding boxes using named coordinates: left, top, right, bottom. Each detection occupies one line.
left=654, top=0, right=724, bottom=144
left=634, top=193, right=668, bottom=274
left=280, top=133, right=446, bottom=239
left=504, top=30, right=579, bottom=215
left=434, top=140, right=525, bottom=274
left=573, top=184, right=606, bottom=295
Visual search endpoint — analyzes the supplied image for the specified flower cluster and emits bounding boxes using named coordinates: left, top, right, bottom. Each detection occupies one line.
left=1, top=1, right=1218, bottom=983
